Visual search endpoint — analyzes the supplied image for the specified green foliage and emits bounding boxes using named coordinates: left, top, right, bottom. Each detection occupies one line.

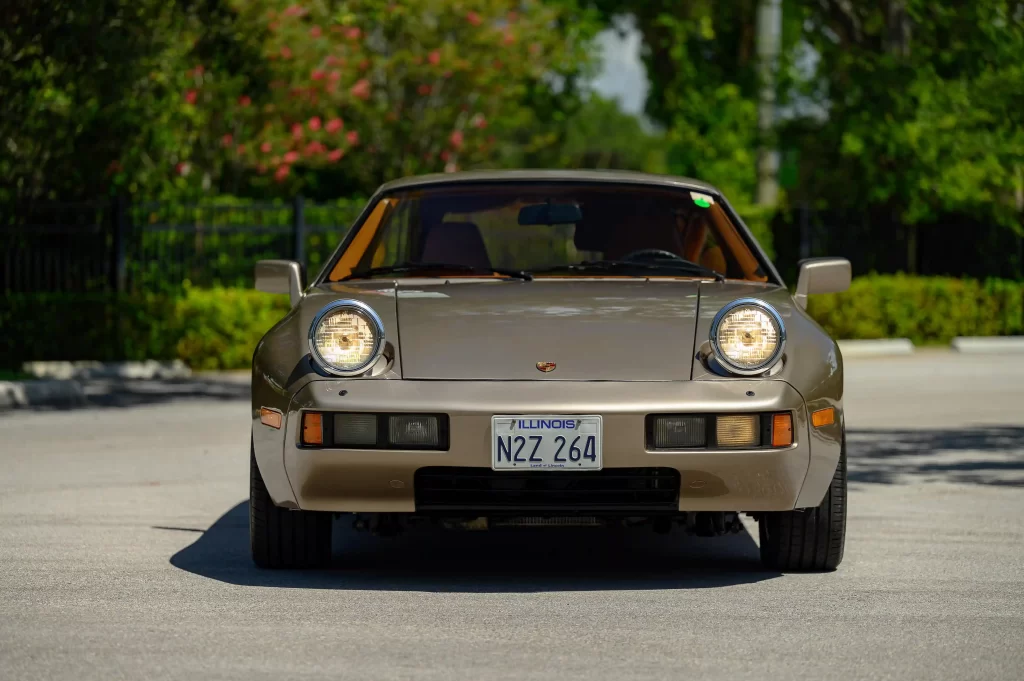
left=1, top=0, right=600, bottom=205
left=790, top=0, right=1024, bottom=230
left=0, top=0, right=257, bottom=204
left=0, top=288, right=289, bottom=370
left=526, top=96, right=668, bottom=172
left=172, top=287, right=290, bottom=369
left=808, top=275, right=1024, bottom=344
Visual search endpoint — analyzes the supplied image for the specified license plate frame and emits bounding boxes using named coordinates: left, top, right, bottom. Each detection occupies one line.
left=490, top=415, right=603, bottom=471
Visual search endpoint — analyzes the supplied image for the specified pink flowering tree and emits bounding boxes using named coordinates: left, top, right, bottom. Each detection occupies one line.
left=225, top=0, right=598, bottom=189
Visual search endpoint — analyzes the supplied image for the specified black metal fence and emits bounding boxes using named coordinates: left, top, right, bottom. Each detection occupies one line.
left=2, top=196, right=364, bottom=294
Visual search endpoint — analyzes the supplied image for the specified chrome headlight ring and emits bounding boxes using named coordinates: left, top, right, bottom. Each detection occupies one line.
left=308, top=299, right=386, bottom=377
left=709, top=298, right=786, bottom=376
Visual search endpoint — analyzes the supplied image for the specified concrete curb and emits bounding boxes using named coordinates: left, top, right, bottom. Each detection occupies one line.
left=837, top=338, right=916, bottom=357
left=951, top=337, right=1024, bottom=354
left=22, top=360, right=192, bottom=380
left=0, top=380, right=88, bottom=411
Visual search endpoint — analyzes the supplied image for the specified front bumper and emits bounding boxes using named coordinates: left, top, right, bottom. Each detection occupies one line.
left=252, top=379, right=843, bottom=513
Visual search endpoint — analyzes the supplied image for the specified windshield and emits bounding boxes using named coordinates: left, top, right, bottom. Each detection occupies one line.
left=326, top=183, right=770, bottom=282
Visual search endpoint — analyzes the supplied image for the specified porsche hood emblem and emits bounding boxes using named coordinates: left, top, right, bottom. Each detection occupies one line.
left=536, top=362, right=557, bottom=373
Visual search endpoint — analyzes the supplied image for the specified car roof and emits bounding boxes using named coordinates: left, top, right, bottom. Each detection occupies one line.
left=376, top=169, right=722, bottom=196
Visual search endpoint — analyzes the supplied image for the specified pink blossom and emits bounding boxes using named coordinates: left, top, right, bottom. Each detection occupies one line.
left=428, top=50, right=441, bottom=66
left=471, top=114, right=487, bottom=129
left=444, top=161, right=458, bottom=173
left=221, top=134, right=233, bottom=147
left=449, top=130, right=464, bottom=149
left=327, top=149, right=344, bottom=162
left=329, top=70, right=341, bottom=82
left=175, top=162, right=191, bottom=176
left=350, top=79, right=371, bottom=100
left=291, top=123, right=303, bottom=140
left=466, top=11, right=482, bottom=26
left=260, top=142, right=273, bottom=153
left=308, top=116, right=322, bottom=131
left=311, top=70, right=325, bottom=80
left=346, top=130, right=359, bottom=145
left=310, top=26, right=322, bottom=38
left=238, top=95, right=251, bottom=107
left=325, top=117, right=343, bottom=133
left=184, top=90, right=198, bottom=105
left=280, top=46, right=292, bottom=59
left=282, top=4, right=306, bottom=17
left=417, top=84, right=431, bottom=96
left=345, top=26, right=361, bottom=40
left=305, top=141, right=324, bottom=156
left=274, top=165, right=290, bottom=182
left=284, top=151, right=299, bottom=163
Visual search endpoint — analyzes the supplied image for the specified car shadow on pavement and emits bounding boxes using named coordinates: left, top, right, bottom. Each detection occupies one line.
left=848, top=425, right=1024, bottom=487
left=168, top=502, right=781, bottom=592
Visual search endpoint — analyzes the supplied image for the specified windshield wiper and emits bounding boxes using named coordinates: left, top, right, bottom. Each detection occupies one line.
left=343, top=262, right=533, bottom=281
left=533, top=260, right=725, bottom=282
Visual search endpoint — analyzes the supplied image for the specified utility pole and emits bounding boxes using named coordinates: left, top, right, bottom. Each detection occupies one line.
left=755, top=0, right=782, bottom=207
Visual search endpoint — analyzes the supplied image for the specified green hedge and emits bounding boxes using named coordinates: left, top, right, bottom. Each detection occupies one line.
left=2, top=276, right=1021, bottom=370
left=808, top=275, right=1024, bottom=344
left=0, top=287, right=289, bottom=370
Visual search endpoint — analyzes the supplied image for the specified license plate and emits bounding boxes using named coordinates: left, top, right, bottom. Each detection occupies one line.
left=491, top=415, right=603, bottom=470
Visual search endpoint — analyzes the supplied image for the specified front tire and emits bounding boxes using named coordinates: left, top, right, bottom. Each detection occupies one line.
left=759, top=436, right=847, bottom=572
left=250, top=446, right=332, bottom=569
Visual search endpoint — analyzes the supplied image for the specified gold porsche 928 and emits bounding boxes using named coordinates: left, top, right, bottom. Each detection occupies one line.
left=251, top=170, right=852, bottom=571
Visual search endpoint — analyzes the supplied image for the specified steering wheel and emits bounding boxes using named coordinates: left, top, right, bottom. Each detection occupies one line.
left=620, top=248, right=687, bottom=263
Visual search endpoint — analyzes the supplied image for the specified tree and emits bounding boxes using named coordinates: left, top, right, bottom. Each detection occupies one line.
left=212, top=0, right=601, bottom=194
left=793, top=1, right=1024, bottom=237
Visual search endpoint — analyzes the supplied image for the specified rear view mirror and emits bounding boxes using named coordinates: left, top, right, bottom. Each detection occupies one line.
left=795, top=257, right=851, bottom=309
left=255, top=259, right=304, bottom=308
left=518, top=202, right=583, bottom=226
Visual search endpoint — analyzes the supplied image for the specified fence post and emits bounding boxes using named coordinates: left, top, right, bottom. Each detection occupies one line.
left=110, top=195, right=127, bottom=293
left=292, top=194, right=306, bottom=269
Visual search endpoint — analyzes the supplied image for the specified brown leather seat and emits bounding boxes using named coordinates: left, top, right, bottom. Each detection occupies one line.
left=419, top=221, right=492, bottom=270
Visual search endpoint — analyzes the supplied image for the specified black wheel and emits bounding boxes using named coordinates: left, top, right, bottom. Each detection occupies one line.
left=250, top=445, right=332, bottom=569
left=759, top=435, right=847, bottom=572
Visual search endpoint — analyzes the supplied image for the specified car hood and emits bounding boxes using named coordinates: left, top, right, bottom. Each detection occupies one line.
left=394, top=280, right=701, bottom=381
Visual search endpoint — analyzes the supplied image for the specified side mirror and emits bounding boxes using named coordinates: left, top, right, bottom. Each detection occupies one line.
left=795, top=257, right=851, bottom=309
left=255, top=259, right=304, bottom=308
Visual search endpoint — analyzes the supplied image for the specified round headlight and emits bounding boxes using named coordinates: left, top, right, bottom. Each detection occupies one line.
left=710, top=299, right=785, bottom=375
left=308, top=300, right=385, bottom=376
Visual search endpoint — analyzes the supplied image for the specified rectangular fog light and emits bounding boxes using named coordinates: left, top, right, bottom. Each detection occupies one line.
left=333, top=413, right=378, bottom=446
left=388, top=415, right=439, bottom=447
left=716, top=415, right=760, bottom=448
left=653, top=416, right=706, bottom=448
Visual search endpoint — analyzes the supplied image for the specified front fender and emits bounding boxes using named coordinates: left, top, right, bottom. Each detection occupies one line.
left=693, top=284, right=844, bottom=508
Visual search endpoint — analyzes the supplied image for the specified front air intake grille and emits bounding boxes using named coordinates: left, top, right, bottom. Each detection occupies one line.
left=414, top=467, right=681, bottom=513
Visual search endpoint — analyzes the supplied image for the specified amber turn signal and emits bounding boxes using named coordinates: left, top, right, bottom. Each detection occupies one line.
left=811, top=407, right=836, bottom=428
left=302, top=412, right=324, bottom=445
left=259, top=407, right=282, bottom=429
left=771, top=413, right=793, bottom=447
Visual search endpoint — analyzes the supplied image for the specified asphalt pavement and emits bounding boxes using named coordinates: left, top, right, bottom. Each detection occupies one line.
left=1, top=351, right=1022, bottom=680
